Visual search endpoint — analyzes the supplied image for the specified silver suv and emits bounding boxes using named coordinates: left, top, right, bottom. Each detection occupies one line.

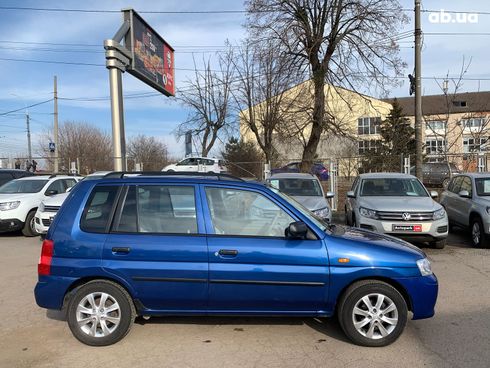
left=345, top=173, right=448, bottom=248
left=440, top=173, right=490, bottom=248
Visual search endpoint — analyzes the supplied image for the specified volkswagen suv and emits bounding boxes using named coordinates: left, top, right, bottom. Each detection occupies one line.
left=35, top=172, right=438, bottom=347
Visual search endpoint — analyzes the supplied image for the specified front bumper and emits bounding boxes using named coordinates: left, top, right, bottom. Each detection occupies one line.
left=395, top=274, right=438, bottom=319
left=34, top=211, right=56, bottom=234
left=0, top=218, right=24, bottom=232
left=358, top=216, right=448, bottom=242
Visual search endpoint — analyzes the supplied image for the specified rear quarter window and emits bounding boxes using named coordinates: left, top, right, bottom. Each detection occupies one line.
left=80, top=185, right=119, bottom=233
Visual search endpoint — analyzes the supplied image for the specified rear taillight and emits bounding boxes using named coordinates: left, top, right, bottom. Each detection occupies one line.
left=38, top=239, right=54, bottom=276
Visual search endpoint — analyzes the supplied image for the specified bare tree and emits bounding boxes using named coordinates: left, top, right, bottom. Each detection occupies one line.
left=233, top=40, right=302, bottom=163
left=246, top=0, right=407, bottom=170
left=176, top=54, right=234, bottom=157
left=39, top=121, right=112, bottom=174
left=127, top=135, right=169, bottom=171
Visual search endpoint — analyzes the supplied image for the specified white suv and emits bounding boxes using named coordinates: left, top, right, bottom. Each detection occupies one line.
left=0, top=175, right=82, bottom=236
left=163, top=157, right=226, bottom=173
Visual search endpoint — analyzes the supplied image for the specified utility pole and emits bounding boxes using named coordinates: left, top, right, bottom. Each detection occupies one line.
left=53, top=76, right=59, bottom=172
left=26, top=111, right=32, bottom=161
left=414, top=0, right=423, bottom=180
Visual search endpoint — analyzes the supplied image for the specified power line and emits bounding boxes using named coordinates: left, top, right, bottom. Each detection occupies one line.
left=0, top=6, right=249, bottom=14
left=0, top=99, right=53, bottom=116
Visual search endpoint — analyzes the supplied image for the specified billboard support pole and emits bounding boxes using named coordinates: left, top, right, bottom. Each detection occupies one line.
left=104, top=21, right=131, bottom=171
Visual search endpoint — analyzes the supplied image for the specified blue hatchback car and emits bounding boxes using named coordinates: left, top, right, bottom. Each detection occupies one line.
left=34, top=173, right=438, bottom=347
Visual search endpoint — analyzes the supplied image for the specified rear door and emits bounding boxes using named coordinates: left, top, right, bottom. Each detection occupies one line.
left=103, top=183, right=208, bottom=311
left=202, top=185, right=329, bottom=313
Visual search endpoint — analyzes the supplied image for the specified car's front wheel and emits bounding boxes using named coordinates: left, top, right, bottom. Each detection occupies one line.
left=431, top=239, right=446, bottom=249
left=67, top=280, right=136, bottom=346
left=338, top=280, right=408, bottom=347
left=22, top=210, right=39, bottom=237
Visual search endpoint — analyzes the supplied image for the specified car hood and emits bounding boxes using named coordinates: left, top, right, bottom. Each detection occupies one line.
left=292, top=196, right=329, bottom=211
left=327, top=226, right=425, bottom=269
left=43, top=192, right=69, bottom=206
left=359, top=196, right=440, bottom=212
left=0, top=193, right=37, bottom=202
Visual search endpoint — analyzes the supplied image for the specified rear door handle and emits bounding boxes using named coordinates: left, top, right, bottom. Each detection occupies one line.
left=217, top=249, right=238, bottom=257
left=112, top=247, right=131, bottom=254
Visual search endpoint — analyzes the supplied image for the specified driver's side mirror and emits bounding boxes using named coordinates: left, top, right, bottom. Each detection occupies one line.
left=430, top=190, right=438, bottom=198
left=458, top=190, right=471, bottom=198
left=347, top=191, right=355, bottom=198
left=45, top=189, right=58, bottom=196
left=286, top=221, right=308, bottom=239
left=325, top=191, right=335, bottom=199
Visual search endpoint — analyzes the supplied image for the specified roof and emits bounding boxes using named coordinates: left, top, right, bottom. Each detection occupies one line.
left=269, top=173, right=317, bottom=179
left=359, top=172, right=416, bottom=179
left=17, top=175, right=81, bottom=181
left=385, top=91, right=490, bottom=116
left=454, top=172, right=490, bottom=178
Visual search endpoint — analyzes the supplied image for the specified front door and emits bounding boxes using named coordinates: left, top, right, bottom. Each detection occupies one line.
left=103, top=184, right=208, bottom=311
left=202, top=185, right=329, bottom=314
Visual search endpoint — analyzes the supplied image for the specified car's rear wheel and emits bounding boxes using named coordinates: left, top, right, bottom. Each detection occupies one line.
left=338, top=280, right=407, bottom=347
left=67, top=280, right=136, bottom=346
left=22, top=210, right=39, bottom=237
left=442, top=178, right=450, bottom=189
left=470, top=216, right=488, bottom=248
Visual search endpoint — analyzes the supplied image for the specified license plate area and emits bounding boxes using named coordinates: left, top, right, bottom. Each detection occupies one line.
left=392, top=224, right=422, bottom=232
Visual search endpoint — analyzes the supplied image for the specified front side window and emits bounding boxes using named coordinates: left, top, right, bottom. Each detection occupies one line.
left=360, top=178, right=428, bottom=197
left=45, top=180, right=65, bottom=195
left=205, top=187, right=294, bottom=237
left=269, top=178, right=323, bottom=197
left=450, top=176, right=463, bottom=194
left=81, top=186, right=119, bottom=233
left=177, top=158, right=190, bottom=166
left=0, top=179, right=48, bottom=193
left=460, top=177, right=473, bottom=196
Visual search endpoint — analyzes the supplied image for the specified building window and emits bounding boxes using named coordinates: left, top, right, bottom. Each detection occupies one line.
left=358, top=117, right=381, bottom=135
left=358, top=140, right=381, bottom=154
left=452, top=100, right=467, bottom=107
left=426, top=120, right=446, bottom=131
left=425, top=138, right=446, bottom=155
left=462, top=118, right=486, bottom=129
left=463, top=137, right=488, bottom=153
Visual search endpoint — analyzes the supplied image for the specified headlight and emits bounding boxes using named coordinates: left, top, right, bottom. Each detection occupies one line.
left=0, top=201, right=20, bottom=211
left=359, top=207, right=378, bottom=219
left=313, top=207, right=330, bottom=218
left=432, top=208, right=446, bottom=220
left=38, top=202, right=45, bottom=212
left=416, top=258, right=433, bottom=276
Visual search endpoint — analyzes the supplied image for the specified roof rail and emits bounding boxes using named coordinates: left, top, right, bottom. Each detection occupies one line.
left=48, top=172, right=79, bottom=179
left=102, top=171, right=245, bottom=182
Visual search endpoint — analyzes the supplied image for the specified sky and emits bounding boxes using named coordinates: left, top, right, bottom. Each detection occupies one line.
left=0, top=0, right=489, bottom=163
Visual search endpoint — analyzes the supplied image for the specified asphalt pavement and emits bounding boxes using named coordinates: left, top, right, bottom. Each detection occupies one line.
left=0, top=228, right=488, bottom=368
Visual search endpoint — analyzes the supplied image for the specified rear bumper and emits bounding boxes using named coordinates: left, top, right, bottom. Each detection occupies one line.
left=0, top=218, right=23, bottom=232
left=34, top=275, right=76, bottom=310
left=395, top=274, right=438, bottom=320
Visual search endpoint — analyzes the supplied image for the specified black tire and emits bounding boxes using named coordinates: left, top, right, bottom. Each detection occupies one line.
left=470, top=216, right=488, bottom=248
left=67, top=280, right=136, bottom=346
left=22, top=210, right=38, bottom=237
left=442, top=178, right=450, bottom=189
left=431, top=239, right=447, bottom=249
left=344, top=207, right=350, bottom=225
left=337, top=280, right=408, bottom=347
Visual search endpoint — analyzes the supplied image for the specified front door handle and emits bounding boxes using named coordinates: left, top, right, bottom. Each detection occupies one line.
left=112, top=247, right=131, bottom=254
left=217, top=249, right=238, bottom=257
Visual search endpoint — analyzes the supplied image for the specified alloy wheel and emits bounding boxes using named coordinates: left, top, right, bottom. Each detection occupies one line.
left=352, top=293, right=398, bottom=340
left=76, top=292, right=121, bottom=338
left=472, top=222, right=481, bottom=246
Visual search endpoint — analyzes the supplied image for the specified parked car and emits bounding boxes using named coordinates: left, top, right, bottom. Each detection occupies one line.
left=267, top=173, right=334, bottom=222
left=34, top=172, right=110, bottom=235
left=440, top=173, right=490, bottom=248
left=271, top=162, right=329, bottom=181
left=410, top=162, right=460, bottom=188
left=345, top=173, right=448, bottom=249
left=0, top=169, right=34, bottom=187
left=0, top=174, right=82, bottom=236
left=162, top=157, right=226, bottom=173
left=35, top=172, right=437, bottom=347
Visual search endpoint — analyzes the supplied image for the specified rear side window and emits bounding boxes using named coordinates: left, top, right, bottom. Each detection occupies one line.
left=81, top=186, right=119, bottom=233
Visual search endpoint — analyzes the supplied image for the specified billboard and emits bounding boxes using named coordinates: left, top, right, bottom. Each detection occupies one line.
left=123, top=9, right=175, bottom=96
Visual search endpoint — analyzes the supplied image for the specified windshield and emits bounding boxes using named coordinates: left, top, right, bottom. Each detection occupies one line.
left=360, top=178, right=428, bottom=197
left=475, top=178, right=490, bottom=196
left=0, top=179, right=48, bottom=194
left=269, top=178, right=323, bottom=197
left=269, top=186, right=328, bottom=232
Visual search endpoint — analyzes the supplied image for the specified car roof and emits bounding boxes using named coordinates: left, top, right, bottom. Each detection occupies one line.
left=269, top=173, right=317, bottom=179
left=16, top=175, right=82, bottom=181
left=454, top=172, right=490, bottom=178
left=359, top=172, right=417, bottom=179
left=180, top=156, right=218, bottom=160
left=0, top=169, right=32, bottom=173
